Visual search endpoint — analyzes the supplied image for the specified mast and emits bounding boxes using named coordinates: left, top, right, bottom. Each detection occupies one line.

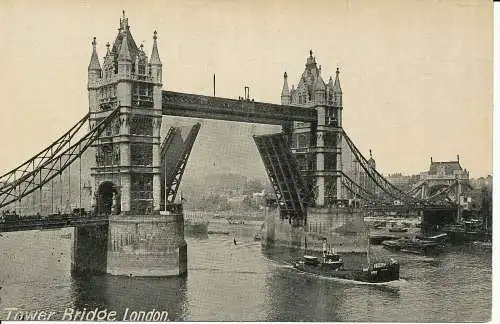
left=364, top=202, right=371, bottom=268
left=367, top=233, right=371, bottom=268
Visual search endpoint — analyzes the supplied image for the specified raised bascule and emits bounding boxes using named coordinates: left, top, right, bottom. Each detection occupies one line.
left=0, top=13, right=467, bottom=276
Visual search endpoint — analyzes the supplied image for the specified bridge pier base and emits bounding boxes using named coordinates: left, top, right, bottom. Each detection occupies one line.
left=263, top=207, right=369, bottom=268
left=71, top=222, right=109, bottom=275
left=422, top=207, right=458, bottom=232
left=263, top=207, right=367, bottom=252
left=106, top=212, right=187, bottom=277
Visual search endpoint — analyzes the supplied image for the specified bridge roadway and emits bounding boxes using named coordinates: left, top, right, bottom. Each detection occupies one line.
left=364, top=205, right=458, bottom=213
left=0, top=205, right=457, bottom=233
left=162, top=91, right=317, bottom=124
left=0, top=214, right=108, bottom=233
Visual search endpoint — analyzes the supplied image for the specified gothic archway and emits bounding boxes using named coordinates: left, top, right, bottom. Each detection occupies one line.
left=97, top=181, right=120, bottom=215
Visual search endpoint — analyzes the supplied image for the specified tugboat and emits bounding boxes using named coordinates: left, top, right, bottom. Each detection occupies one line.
left=293, top=239, right=400, bottom=283
left=294, top=243, right=344, bottom=275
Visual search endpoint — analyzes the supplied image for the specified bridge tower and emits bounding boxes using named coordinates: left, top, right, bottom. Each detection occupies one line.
left=80, top=12, right=187, bottom=277
left=282, top=51, right=343, bottom=207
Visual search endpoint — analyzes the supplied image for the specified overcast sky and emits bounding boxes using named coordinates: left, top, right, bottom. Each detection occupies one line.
left=0, top=0, right=492, bottom=180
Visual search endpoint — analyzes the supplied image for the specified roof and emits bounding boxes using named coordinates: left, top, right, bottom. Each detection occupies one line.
left=281, top=72, right=290, bottom=97
left=327, top=76, right=334, bottom=89
left=118, top=31, right=132, bottom=62
left=88, top=37, right=101, bottom=71
left=290, top=51, right=322, bottom=99
left=429, top=161, right=463, bottom=175
left=112, top=25, right=139, bottom=63
left=333, top=68, right=342, bottom=93
left=150, top=31, right=162, bottom=65
left=314, top=73, right=326, bottom=91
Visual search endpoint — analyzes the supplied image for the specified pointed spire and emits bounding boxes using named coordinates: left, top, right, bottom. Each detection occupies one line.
left=314, top=71, right=325, bottom=92
left=120, top=10, right=129, bottom=31
left=88, top=37, right=101, bottom=71
left=306, top=49, right=316, bottom=68
left=150, top=30, right=162, bottom=65
left=333, top=67, right=342, bottom=93
left=118, top=33, right=131, bottom=62
left=368, top=149, right=376, bottom=168
left=105, top=42, right=110, bottom=56
left=281, top=72, right=290, bottom=97
left=328, top=75, right=334, bottom=88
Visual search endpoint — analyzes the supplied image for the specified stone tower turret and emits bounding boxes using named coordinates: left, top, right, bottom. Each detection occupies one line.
left=88, top=37, right=101, bottom=84
left=84, top=12, right=186, bottom=277
left=150, top=31, right=162, bottom=84
left=281, top=72, right=291, bottom=105
left=87, top=37, right=101, bottom=114
left=284, top=51, right=344, bottom=207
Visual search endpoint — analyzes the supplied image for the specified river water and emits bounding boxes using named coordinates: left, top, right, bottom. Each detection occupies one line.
left=0, top=223, right=491, bottom=322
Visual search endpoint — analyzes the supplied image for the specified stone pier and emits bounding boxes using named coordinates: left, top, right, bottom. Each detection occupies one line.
left=72, top=222, right=109, bottom=275
left=262, top=206, right=369, bottom=268
left=71, top=207, right=187, bottom=277
left=107, top=211, right=187, bottom=277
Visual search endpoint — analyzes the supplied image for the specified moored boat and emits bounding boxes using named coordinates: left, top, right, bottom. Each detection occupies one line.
left=382, top=237, right=441, bottom=254
left=369, top=233, right=399, bottom=245
left=441, top=222, right=491, bottom=243
left=415, top=232, right=448, bottom=243
left=388, top=227, right=408, bottom=233
left=208, top=230, right=230, bottom=235
left=388, top=222, right=408, bottom=233
left=471, top=240, right=492, bottom=251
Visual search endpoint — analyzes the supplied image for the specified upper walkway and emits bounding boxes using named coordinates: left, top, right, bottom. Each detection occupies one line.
left=162, top=91, right=317, bottom=125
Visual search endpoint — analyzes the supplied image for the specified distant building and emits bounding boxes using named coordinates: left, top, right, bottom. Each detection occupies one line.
left=386, top=173, right=412, bottom=190
left=417, top=155, right=470, bottom=206
left=421, top=155, right=469, bottom=181
left=470, top=175, right=492, bottom=189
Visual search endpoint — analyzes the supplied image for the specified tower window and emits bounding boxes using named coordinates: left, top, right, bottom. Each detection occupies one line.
left=130, top=143, right=153, bottom=166
left=130, top=115, right=153, bottom=136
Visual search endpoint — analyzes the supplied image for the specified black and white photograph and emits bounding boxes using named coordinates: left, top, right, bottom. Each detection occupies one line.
left=0, top=0, right=493, bottom=322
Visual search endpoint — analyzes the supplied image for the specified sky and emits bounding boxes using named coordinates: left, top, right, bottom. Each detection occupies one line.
left=0, top=0, right=493, bottom=180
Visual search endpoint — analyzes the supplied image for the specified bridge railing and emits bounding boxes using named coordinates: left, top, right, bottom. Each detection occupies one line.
left=422, top=174, right=469, bottom=181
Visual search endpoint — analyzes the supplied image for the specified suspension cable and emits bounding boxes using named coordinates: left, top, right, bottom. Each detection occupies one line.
left=0, top=113, right=90, bottom=189
left=0, top=107, right=119, bottom=209
left=79, top=142, right=82, bottom=212
left=341, top=129, right=421, bottom=205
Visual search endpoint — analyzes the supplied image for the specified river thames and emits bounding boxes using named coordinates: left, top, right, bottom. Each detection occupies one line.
left=0, top=223, right=491, bottom=322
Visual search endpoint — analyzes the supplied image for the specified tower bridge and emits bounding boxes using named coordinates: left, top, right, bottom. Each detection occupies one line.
left=0, top=13, right=463, bottom=277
